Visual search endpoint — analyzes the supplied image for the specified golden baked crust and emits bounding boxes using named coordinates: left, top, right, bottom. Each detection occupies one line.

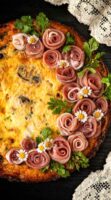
left=0, top=20, right=110, bottom=182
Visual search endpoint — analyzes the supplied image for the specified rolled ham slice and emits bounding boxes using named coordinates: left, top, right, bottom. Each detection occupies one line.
left=73, top=98, right=96, bottom=115
left=21, top=138, right=37, bottom=152
left=12, top=33, right=28, bottom=50
left=56, top=66, right=76, bottom=83
left=62, top=82, right=80, bottom=103
left=79, top=116, right=98, bottom=138
left=57, top=113, right=80, bottom=136
left=26, top=150, right=50, bottom=169
left=79, top=70, right=104, bottom=98
left=42, top=28, right=65, bottom=50
left=62, top=45, right=85, bottom=70
left=6, top=149, right=22, bottom=165
left=96, top=96, right=108, bottom=114
left=68, top=132, right=88, bottom=152
left=49, top=136, right=71, bottom=164
left=25, top=39, right=44, bottom=58
left=43, top=50, right=61, bottom=69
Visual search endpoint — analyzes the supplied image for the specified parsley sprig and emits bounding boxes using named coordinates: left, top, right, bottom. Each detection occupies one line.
left=62, top=32, right=75, bottom=53
left=66, top=152, right=89, bottom=171
left=36, top=127, right=52, bottom=145
left=14, top=12, right=50, bottom=36
left=40, top=152, right=89, bottom=177
left=50, top=161, right=70, bottom=178
left=36, top=12, right=50, bottom=34
left=48, top=98, right=73, bottom=114
left=78, top=38, right=105, bottom=77
left=102, top=73, right=111, bottom=100
left=15, top=15, right=38, bottom=35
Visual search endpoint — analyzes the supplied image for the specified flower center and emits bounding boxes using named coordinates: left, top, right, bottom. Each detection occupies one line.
left=19, top=152, right=26, bottom=159
left=78, top=113, right=85, bottom=120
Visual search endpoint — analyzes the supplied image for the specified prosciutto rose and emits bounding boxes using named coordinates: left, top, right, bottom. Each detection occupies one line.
left=25, top=39, right=44, bottom=58
left=96, top=96, right=108, bottom=114
left=43, top=50, right=61, bottom=69
left=79, top=70, right=104, bottom=98
left=57, top=113, right=80, bottom=136
left=49, top=137, right=71, bottom=164
left=56, top=66, right=76, bottom=83
left=62, top=83, right=80, bottom=103
left=79, top=116, right=98, bottom=138
left=62, top=45, right=85, bottom=70
left=73, top=98, right=96, bottom=115
left=68, top=132, right=88, bottom=152
left=26, top=150, right=50, bottom=169
left=42, top=28, right=65, bottom=50
left=6, top=149, right=22, bottom=164
left=12, top=33, right=28, bottom=50
left=21, top=138, right=37, bottom=152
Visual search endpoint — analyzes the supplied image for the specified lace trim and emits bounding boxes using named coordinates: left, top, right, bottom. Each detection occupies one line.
left=72, top=152, right=111, bottom=200
left=45, top=0, right=111, bottom=46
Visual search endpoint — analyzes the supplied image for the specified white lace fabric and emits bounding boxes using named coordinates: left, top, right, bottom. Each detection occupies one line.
left=45, top=0, right=111, bottom=46
left=72, top=152, right=111, bottom=200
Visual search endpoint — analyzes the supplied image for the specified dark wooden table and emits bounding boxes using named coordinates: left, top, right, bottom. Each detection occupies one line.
left=0, top=0, right=111, bottom=199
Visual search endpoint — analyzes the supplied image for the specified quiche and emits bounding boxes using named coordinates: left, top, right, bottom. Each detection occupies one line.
left=0, top=13, right=110, bottom=182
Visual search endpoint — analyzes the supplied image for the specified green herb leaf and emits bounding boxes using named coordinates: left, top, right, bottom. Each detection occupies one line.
left=36, top=12, right=50, bottom=34
left=102, top=73, right=111, bottom=100
left=50, top=161, right=70, bottom=178
left=48, top=98, right=68, bottom=114
left=66, top=32, right=75, bottom=45
left=40, top=127, right=52, bottom=139
left=62, top=45, right=72, bottom=53
left=36, top=136, right=43, bottom=145
left=15, top=15, right=38, bottom=35
left=40, top=165, right=50, bottom=173
left=62, top=32, right=75, bottom=53
left=66, top=152, right=89, bottom=171
left=102, top=73, right=111, bottom=87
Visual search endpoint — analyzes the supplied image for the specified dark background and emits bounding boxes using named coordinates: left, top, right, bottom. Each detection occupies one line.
left=0, top=0, right=111, bottom=199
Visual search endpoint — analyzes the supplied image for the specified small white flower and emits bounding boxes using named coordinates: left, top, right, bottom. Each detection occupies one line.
left=44, top=138, right=53, bottom=150
left=78, top=86, right=92, bottom=98
left=58, top=60, right=69, bottom=68
left=37, top=142, right=46, bottom=153
left=27, top=35, right=39, bottom=44
left=75, top=110, right=88, bottom=123
left=93, top=109, right=104, bottom=121
left=18, top=149, right=28, bottom=162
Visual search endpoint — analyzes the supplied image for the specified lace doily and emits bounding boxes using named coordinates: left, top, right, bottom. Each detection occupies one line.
left=45, top=0, right=111, bottom=46
left=72, top=152, right=111, bottom=200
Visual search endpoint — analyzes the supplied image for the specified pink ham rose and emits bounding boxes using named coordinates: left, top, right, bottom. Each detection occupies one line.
left=56, top=66, right=76, bottom=83
left=73, top=98, right=96, bottom=115
left=25, top=39, right=44, bottom=58
left=42, top=28, right=65, bottom=50
left=49, top=136, right=71, bottom=164
left=26, top=150, right=50, bottom=169
left=62, top=45, right=85, bottom=70
left=57, top=113, right=80, bottom=136
left=43, top=49, right=61, bottom=69
left=62, top=82, right=80, bottom=103
left=79, top=70, right=104, bottom=99
left=68, top=132, right=88, bottom=152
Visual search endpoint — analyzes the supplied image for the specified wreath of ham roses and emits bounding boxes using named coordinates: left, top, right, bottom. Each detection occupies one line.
left=0, top=12, right=111, bottom=182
